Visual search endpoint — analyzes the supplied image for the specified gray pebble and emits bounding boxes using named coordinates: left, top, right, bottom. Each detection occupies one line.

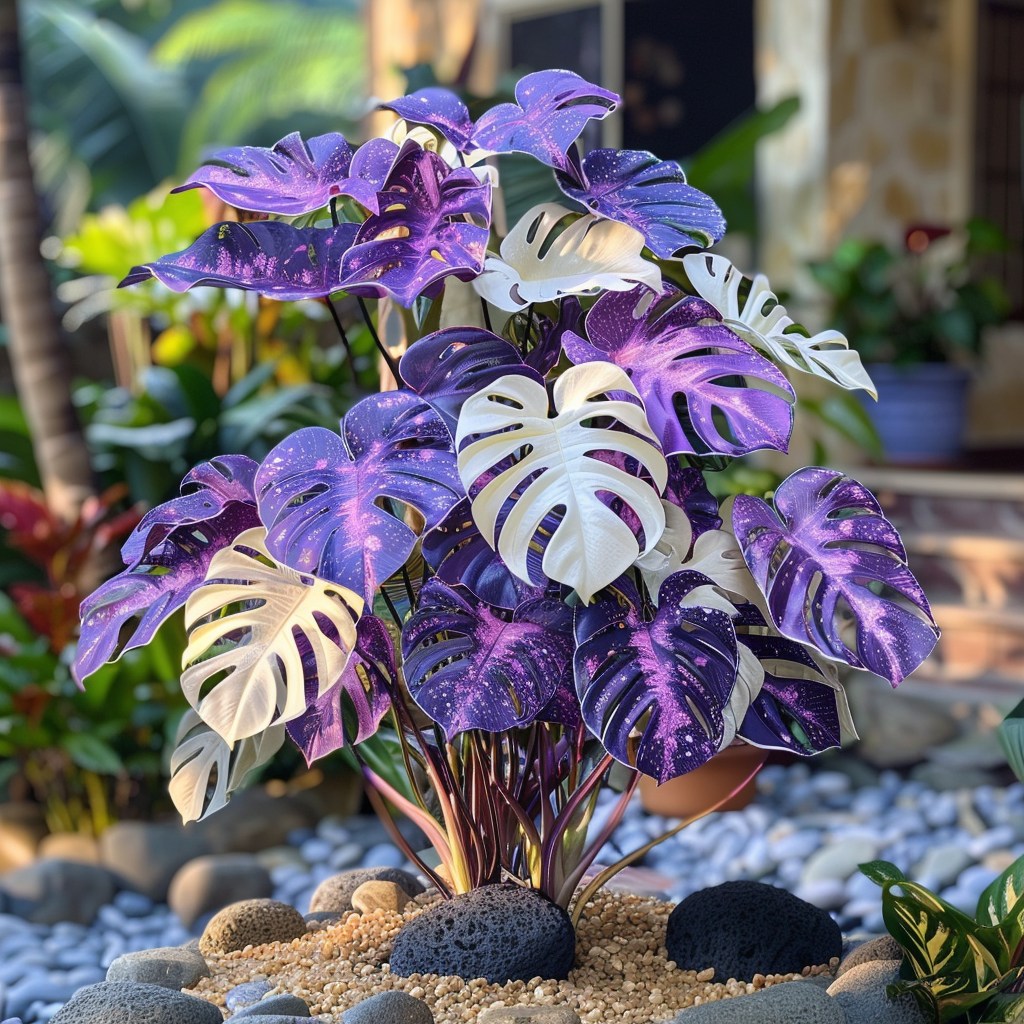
left=225, top=980, right=273, bottom=1011
left=828, top=960, right=929, bottom=1023
left=234, top=994, right=310, bottom=1017
left=106, top=946, right=210, bottom=989
left=667, top=979, right=844, bottom=1022
left=343, top=991, right=433, bottom=1024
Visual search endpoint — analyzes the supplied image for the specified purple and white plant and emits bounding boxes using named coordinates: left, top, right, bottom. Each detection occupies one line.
left=75, top=69, right=939, bottom=913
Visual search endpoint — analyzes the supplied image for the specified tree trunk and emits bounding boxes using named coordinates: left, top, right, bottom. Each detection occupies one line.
left=0, top=1, right=96, bottom=522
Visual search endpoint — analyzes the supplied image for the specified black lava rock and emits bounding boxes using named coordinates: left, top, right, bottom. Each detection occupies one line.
left=389, top=883, right=575, bottom=983
left=665, top=880, right=842, bottom=983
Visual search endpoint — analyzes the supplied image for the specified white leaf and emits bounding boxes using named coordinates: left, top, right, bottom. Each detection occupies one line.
left=181, top=527, right=363, bottom=747
left=473, top=202, right=661, bottom=312
left=456, top=362, right=668, bottom=603
left=386, top=120, right=496, bottom=183
left=683, top=252, right=877, bottom=398
left=168, top=709, right=285, bottom=824
left=635, top=499, right=693, bottom=600
left=720, top=643, right=766, bottom=746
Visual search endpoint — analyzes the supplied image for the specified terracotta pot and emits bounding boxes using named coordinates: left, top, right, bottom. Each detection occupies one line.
left=637, top=744, right=767, bottom=818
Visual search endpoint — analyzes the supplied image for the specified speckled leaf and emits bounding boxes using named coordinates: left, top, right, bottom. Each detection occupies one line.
left=74, top=501, right=260, bottom=684
left=402, top=578, right=574, bottom=738
left=734, top=605, right=855, bottom=755
left=471, top=70, right=619, bottom=171
left=256, top=390, right=464, bottom=603
left=344, top=138, right=401, bottom=213
left=574, top=570, right=739, bottom=783
left=120, top=221, right=359, bottom=300
left=286, top=614, right=395, bottom=765
left=120, top=455, right=257, bottom=566
left=564, top=286, right=794, bottom=456
left=557, top=149, right=725, bottom=257
left=338, top=142, right=490, bottom=307
left=399, top=327, right=540, bottom=438
left=379, top=87, right=475, bottom=150
left=730, top=467, right=940, bottom=685
left=529, top=296, right=584, bottom=376
left=172, top=132, right=355, bottom=215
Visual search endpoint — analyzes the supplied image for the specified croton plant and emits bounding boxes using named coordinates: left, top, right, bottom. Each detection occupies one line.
left=74, top=70, right=940, bottom=910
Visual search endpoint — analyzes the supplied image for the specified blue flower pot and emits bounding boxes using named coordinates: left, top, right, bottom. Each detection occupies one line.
left=861, top=363, right=971, bottom=465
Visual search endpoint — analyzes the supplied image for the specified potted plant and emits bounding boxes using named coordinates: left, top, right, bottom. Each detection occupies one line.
left=807, top=221, right=1010, bottom=465
left=72, top=70, right=939, bottom=952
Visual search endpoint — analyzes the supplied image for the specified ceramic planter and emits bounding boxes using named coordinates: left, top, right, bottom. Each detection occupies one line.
left=638, top=743, right=768, bottom=817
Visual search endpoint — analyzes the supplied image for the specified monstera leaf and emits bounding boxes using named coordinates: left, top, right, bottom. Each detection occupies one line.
left=256, top=390, right=464, bottom=603
left=382, top=71, right=618, bottom=171
left=473, top=203, right=661, bottom=313
left=402, top=578, right=573, bottom=738
left=735, top=606, right=855, bottom=755
left=74, top=501, right=260, bottom=683
left=574, top=571, right=740, bottom=783
left=557, top=149, right=725, bottom=257
left=181, top=528, right=363, bottom=746
left=173, top=132, right=356, bottom=215
left=683, top=253, right=877, bottom=397
left=121, top=455, right=257, bottom=566
left=564, top=287, right=794, bottom=457
left=730, top=468, right=940, bottom=685
left=338, top=142, right=490, bottom=307
left=168, top=709, right=285, bottom=823
left=399, top=327, right=540, bottom=437
left=286, top=614, right=395, bottom=765
left=456, top=362, right=668, bottom=604
left=120, top=221, right=359, bottom=300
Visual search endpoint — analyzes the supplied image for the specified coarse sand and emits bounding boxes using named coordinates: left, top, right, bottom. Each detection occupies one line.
left=188, top=889, right=837, bottom=1023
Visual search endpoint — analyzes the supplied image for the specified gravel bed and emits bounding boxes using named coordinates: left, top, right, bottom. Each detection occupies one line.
left=1, top=759, right=1020, bottom=1022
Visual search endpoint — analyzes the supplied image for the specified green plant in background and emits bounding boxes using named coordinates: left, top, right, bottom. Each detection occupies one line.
left=807, top=220, right=1010, bottom=367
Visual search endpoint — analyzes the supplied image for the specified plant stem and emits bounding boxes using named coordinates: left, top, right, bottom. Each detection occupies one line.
left=481, top=298, right=493, bottom=333
left=358, top=296, right=402, bottom=382
left=324, top=297, right=359, bottom=381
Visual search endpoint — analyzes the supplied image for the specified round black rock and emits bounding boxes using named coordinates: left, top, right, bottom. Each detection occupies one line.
left=389, top=883, right=575, bottom=983
left=665, top=880, right=842, bottom=983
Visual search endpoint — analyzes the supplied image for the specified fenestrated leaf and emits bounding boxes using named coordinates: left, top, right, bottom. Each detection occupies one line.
left=74, top=501, right=261, bottom=684
left=181, top=527, right=363, bottom=746
left=456, top=362, right=668, bottom=604
left=402, top=578, right=574, bottom=738
left=564, top=286, right=794, bottom=457
left=256, top=390, right=464, bottom=604
left=683, top=252, right=877, bottom=397
left=730, top=468, right=940, bottom=685
left=574, top=570, right=739, bottom=783
left=119, top=220, right=359, bottom=300
left=473, top=203, right=661, bottom=313
left=379, top=87, right=475, bottom=151
left=338, top=141, right=490, bottom=307
left=285, top=613, right=395, bottom=765
left=168, top=708, right=285, bottom=823
left=557, top=148, right=725, bottom=257
left=172, top=131, right=356, bottom=215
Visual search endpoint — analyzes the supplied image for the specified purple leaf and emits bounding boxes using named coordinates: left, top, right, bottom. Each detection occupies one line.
left=73, top=502, right=260, bottom=683
left=472, top=70, right=619, bottom=171
left=563, top=287, right=794, bottom=456
left=422, top=498, right=547, bottom=609
left=255, top=391, right=464, bottom=603
left=730, top=467, right=940, bottom=685
left=528, top=296, right=584, bottom=376
left=338, top=142, right=491, bottom=307
left=557, top=149, right=726, bottom=257
left=664, top=461, right=722, bottom=541
left=734, top=605, right=847, bottom=755
left=379, top=87, right=475, bottom=150
left=345, top=138, right=401, bottom=212
left=120, top=455, right=258, bottom=567
left=573, top=570, right=739, bottom=783
left=172, top=132, right=356, bottom=216
left=286, top=614, right=395, bottom=765
left=119, top=221, right=359, bottom=301
left=399, top=327, right=540, bottom=437
left=402, top=578, right=574, bottom=738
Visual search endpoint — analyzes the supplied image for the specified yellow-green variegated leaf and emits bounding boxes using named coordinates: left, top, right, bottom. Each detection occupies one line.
left=456, top=363, right=668, bottom=604
left=978, top=857, right=1024, bottom=928
left=181, top=527, right=363, bottom=747
left=168, top=709, right=285, bottom=823
left=473, top=203, right=661, bottom=312
left=683, top=252, right=877, bottom=398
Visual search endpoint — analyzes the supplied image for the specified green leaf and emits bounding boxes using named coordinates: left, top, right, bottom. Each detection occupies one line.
left=977, top=854, right=1024, bottom=928
left=998, top=698, right=1024, bottom=785
left=861, top=859, right=910, bottom=886
left=62, top=733, right=124, bottom=775
left=87, top=418, right=197, bottom=459
left=978, top=992, right=1024, bottom=1023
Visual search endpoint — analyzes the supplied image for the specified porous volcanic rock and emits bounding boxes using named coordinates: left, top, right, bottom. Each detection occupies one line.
left=0, top=857, right=117, bottom=924
left=309, top=867, right=424, bottom=914
left=665, top=880, right=842, bottom=983
left=835, top=934, right=904, bottom=977
left=49, top=981, right=223, bottom=1024
left=342, top=990, right=434, bottom=1024
left=199, top=898, right=307, bottom=954
left=168, top=853, right=273, bottom=927
left=105, top=945, right=211, bottom=988
left=389, top=883, right=575, bottom=984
